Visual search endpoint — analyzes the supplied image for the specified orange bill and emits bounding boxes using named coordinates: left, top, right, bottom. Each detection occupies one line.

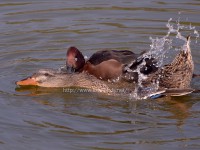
left=16, top=77, right=38, bottom=86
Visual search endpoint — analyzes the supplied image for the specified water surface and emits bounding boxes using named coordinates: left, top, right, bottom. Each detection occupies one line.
left=0, top=0, right=200, bottom=149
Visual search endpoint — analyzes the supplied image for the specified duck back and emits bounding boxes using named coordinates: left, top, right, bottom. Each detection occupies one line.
left=88, top=50, right=140, bottom=65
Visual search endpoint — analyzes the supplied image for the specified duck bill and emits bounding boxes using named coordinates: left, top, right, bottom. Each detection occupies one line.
left=16, top=77, right=38, bottom=86
left=66, top=65, right=76, bottom=73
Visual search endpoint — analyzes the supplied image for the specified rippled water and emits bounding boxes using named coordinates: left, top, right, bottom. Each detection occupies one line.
left=0, top=0, right=200, bottom=149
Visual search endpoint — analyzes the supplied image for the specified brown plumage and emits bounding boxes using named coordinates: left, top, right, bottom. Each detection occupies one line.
left=66, top=47, right=141, bottom=81
left=16, top=68, right=134, bottom=95
left=142, top=36, right=194, bottom=89
left=83, top=59, right=123, bottom=80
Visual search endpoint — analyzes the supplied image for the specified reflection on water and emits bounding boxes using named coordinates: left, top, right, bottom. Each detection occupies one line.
left=0, top=0, right=200, bottom=149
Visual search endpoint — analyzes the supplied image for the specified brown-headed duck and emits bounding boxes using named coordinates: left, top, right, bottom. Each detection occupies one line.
left=66, top=47, right=158, bottom=81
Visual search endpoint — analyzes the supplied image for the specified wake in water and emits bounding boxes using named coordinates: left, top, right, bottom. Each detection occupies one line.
left=128, top=18, right=199, bottom=99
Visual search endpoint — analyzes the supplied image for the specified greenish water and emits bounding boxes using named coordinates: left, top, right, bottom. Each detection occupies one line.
left=0, top=0, right=200, bottom=149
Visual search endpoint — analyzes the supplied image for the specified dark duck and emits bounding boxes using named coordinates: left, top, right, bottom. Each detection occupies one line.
left=66, top=47, right=157, bottom=81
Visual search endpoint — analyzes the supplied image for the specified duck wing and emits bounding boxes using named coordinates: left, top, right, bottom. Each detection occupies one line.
left=122, top=54, right=158, bottom=82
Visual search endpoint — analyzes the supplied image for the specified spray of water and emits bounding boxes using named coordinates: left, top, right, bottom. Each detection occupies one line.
left=131, top=18, right=199, bottom=100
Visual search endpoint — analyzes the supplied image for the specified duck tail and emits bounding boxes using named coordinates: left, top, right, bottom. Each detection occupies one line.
left=187, top=35, right=191, bottom=46
left=182, top=35, right=191, bottom=54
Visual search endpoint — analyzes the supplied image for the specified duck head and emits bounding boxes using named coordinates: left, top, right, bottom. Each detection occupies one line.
left=16, top=69, right=62, bottom=87
left=66, top=47, right=85, bottom=73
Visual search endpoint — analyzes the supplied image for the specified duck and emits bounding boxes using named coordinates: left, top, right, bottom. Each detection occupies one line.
left=66, top=47, right=158, bottom=81
left=123, top=36, right=195, bottom=97
left=16, top=68, right=134, bottom=95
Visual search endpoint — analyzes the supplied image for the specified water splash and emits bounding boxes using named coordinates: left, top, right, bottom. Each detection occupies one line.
left=130, top=18, right=199, bottom=100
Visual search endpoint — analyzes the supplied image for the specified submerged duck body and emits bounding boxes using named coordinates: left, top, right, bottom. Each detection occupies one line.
left=66, top=47, right=140, bottom=80
left=16, top=69, right=133, bottom=95
left=66, top=47, right=157, bottom=81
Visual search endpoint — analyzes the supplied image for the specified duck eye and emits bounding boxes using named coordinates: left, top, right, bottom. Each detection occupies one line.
left=44, top=73, right=49, bottom=76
